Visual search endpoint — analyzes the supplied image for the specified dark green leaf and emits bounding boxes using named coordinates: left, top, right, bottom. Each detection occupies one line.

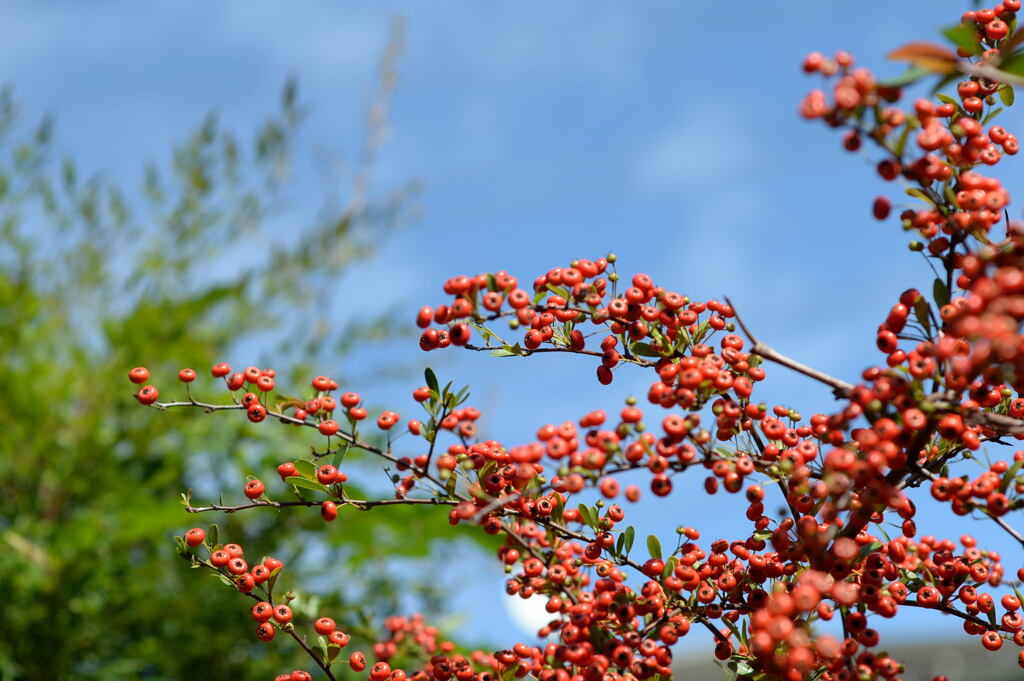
left=424, top=367, right=439, bottom=394
left=933, top=277, right=951, bottom=307
left=623, top=526, right=635, bottom=554
left=207, top=523, right=219, bottom=549
left=913, top=297, right=932, bottom=337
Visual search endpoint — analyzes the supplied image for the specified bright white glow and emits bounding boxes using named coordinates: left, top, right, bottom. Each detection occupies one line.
left=503, top=588, right=552, bottom=638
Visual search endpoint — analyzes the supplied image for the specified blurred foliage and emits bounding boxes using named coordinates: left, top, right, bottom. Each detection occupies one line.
left=0, top=38, right=487, bottom=680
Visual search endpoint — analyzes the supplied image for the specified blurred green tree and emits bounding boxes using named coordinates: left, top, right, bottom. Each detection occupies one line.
left=0, top=27, right=488, bottom=680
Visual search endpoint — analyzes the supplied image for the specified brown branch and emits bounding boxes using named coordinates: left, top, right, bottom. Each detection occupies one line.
left=726, top=297, right=853, bottom=398
left=901, top=598, right=997, bottom=631
left=463, top=343, right=655, bottom=368
left=188, top=555, right=337, bottom=680
left=186, top=497, right=459, bottom=514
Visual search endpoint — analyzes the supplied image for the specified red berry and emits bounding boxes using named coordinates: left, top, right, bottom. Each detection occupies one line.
left=135, top=385, right=159, bottom=405
left=341, top=392, right=360, bottom=408
left=872, top=196, right=891, bottom=220
left=256, top=375, right=275, bottom=392
left=317, top=465, right=339, bottom=486
left=224, top=543, right=244, bottom=558
left=178, top=368, right=197, bottom=382
left=413, top=386, right=432, bottom=402
left=244, top=366, right=261, bottom=383
left=318, top=420, right=340, bottom=437
left=348, top=406, right=368, bottom=421
left=321, top=501, right=338, bottom=521
left=226, top=372, right=246, bottom=390
left=312, top=375, right=332, bottom=391
left=349, top=652, right=367, bottom=672
left=314, top=617, right=336, bottom=635
left=328, top=630, right=350, bottom=647
left=184, top=527, right=206, bottom=547
left=211, top=362, right=231, bottom=377
left=256, top=622, right=275, bottom=642
left=210, top=550, right=230, bottom=567
left=244, top=479, right=265, bottom=499
left=247, top=404, right=267, bottom=423
left=253, top=602, right=273, bottom=622
left=251, top=565, right=271, bottom=583
left=227, top=558, right=248, bottom=575
left=377, top=411, right=399, bottom=430
left=263, top=557, right=284, bottom=571
left=273, top=604, right=293, bottom=624
left=235, top=573, right=255, bottom=593
left=277, top=462, right=297, bottom=480
left=128, top=367, right=150, bottom=384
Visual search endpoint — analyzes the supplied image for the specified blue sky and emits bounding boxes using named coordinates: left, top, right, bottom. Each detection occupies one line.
left=7, top=0, right=1024, bottom=650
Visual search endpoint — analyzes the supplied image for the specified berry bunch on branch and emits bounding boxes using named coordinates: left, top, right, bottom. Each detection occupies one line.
left=131, top=4, right=1024, bottom=680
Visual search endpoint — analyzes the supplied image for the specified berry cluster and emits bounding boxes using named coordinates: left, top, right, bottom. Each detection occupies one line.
left=131, top=3, right=1024, bottom=680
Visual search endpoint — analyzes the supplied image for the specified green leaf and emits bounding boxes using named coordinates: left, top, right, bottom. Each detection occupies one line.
left=445, top=473, right=457, bottom=497
left=630, top=342, right=661, bottom=358
left=999, top=51, right=1024, bottom=76
left=499, top=664, right=520, bottom=681
left=662, top=556, right=677, bottom=580
left=933, top=277, right=951, bottom=307
left=942, top=24, right=983, bottom=56
left=982, top=107, right=1004, bottom=126
left=647, top=534, right=662, bottom=561
left=332, top=443, right=350, bottom=469
left=207, top=523, right=219, bottom=549
left=878, top=67, right=930, bottom=89
left=577, top=504, right=595, bottom=529
left=424, top=367, right=439, bottom=394
left=1000, top=84, right=1016, bottom=107
left=906, top=187, right=936, bottom=206
left=285, top=476, right=329, bottom=493
left=267, top=565, right=282, bottom=594
left=490, top=347, right=518, bottom=357
left=935, top=93, right=958, bottom=106
left=623, top=526, right=635, bottom=554
left=293, top=458, right=318, bottom=479
left=913, top=297, right=932, bottom=337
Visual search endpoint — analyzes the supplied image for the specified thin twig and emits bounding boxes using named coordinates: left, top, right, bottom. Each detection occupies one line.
left=726, top=297, right=854, bottom=398
left=185, top=497, right=459, bottom=514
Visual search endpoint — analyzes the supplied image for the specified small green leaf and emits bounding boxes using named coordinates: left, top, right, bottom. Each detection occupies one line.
left=998, top=51, right=1024, bottom=76
left=913, top=297, right=932, bottom=337
left=578, top=504, right=595, bottom=528
left=981, top=107, right=1004, bottom=126
left=285, top=476, right=329, bottom=493
left=293, top=458, right=317, bottom=479
left=332, top=443, right=350, bottom=469
left=630, top=342, right=661, bottom=358
left=490, top=347, right=517, bottom=357
left=999, top=84, right=1016, bottom=107
left=647, top=534, right=662, bottom=561
left=424, top=367, right=439, bottom=394
left=942, top=24, right=983, bottom=56
left=906, top=187, right=936, bottom=205
left=207, top=523, right=219, bottom=549
left=933, top=277, right=951, bottom=307
left=878, top=67, right=930, bottom=89
left=623, top=526, right=635, bottom=554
